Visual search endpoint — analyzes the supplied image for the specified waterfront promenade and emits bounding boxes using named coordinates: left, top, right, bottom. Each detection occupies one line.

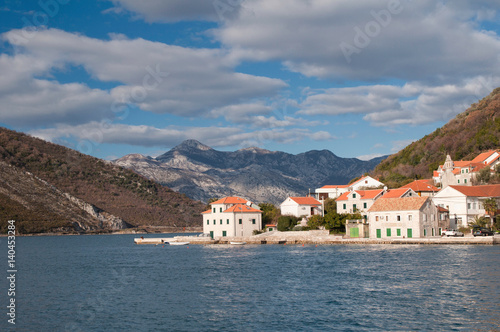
left=135, top=230, right=500, bottom=245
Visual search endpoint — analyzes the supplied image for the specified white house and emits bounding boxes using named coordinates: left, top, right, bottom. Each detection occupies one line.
left=280, top=197, right=322, bottom=218
left=315, top=176, right=384, bottom=200
left=202, top=196, right=262, bottom=238
left=336, top=189, right=385, bottom=216
left=432, top=184, right=500, bottom=228
left=368, top=196, right=441, bottom=239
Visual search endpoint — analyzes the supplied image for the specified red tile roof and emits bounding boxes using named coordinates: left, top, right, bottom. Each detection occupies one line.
left=335, top=192, right=350, bottom=201
left=448, top=185, right=500, bottom=197
left=320, top=184, right=350, bottom=189
left=290, top=197, right=321, bottom=205
left=368, top=196, right=429, bottom=212
left=201, top=209, right=212, bottom=214
left=401, top=179, right=438, bottom=192
left=210, top=197, right=248, bottom=205
left=382, top=188, right=413, bottom=198
left=224, top=204, right=262, bottom=213
left=471, top=150, right=498, bottom=163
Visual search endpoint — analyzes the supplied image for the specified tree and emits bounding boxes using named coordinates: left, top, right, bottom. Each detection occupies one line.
left=258, top=203, right=280, bottom=226
left=307, top=215, right=325, bottom=230
left=483, top=198, right=498, bottom=227
left=469, top=215, right=490, bottom=228
left=277, top=215, right=298, bottom=231
left=475, top=167, right=491, bottom=184
left=323, top=198, right=337, bottom=215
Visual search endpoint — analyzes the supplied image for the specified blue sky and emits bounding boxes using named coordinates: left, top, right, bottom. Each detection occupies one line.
left=1, top=0, right=499, bottom=161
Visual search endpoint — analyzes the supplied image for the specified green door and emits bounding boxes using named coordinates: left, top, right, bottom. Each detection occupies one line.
left=376, top=229, right=381, bottom=238
left=222, top=231, right=227, bottom=237
left=407, top=228, right=412, bottom=238
left=350, top=227, right=359, bottom=238
left=386, top=228, right=391, bottom=237
left=210, top=231, right=214, bottom=239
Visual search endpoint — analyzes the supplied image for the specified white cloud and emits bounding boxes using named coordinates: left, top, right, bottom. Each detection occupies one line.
left=0, top=28, right=287, bottom=125
left=214, top=0, right=500, bottom=82
left=297, top=77, right=500, bottom=127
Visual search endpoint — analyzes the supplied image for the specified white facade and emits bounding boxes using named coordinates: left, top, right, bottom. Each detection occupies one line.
left=202, top=197, right=262, bottom=238
left=432, top=185, right=500, bottom=228
left=280, top=197, right=322, bottom=218
left=336, top=189, right=384, bottom=215
left=315, top=176, right=384, bottom=200
left=368, top=197, right=441, bottom=239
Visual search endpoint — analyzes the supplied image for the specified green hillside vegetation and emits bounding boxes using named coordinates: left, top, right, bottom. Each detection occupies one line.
left=371, top=87, right=500, bottom=188
left=0, top=127, right=204, bottom=233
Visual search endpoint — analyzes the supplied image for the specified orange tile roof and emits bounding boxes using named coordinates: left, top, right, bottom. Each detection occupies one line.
left=335, top=192, right=350, bottom=201
left=401, top=179, right=438, bottom=192
left=210, top=197, right=248, bottom=205
left=433, top=171, right=440, bottom=177
left=471, top=150, right=498, bottom=163
left=290, top=197, right=321, bottom=205
left=448, top=185, right=500, bottom=197
left=368, top=196, right=429, bottom=212
left=320, top=184, right=350, bottom=189
left=356, top=189, right=384, bottom=199
left=382, top=188, right=412, bottom=198
left=224, top=204, right=262, bottom=213
left=201, top=209, right=212, bottom=214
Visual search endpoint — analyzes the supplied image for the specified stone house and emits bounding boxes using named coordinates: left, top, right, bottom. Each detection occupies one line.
left=367, top=196, right=442, bottom=239
left=202, top=196, right=262, bottom=238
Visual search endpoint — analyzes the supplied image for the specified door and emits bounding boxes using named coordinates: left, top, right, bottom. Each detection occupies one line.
left=222, top=231, right=227, bottom=237
left=210, top=231, right=214, bottom=239
left=376, top=229, right=381, bottom=238
left=350, top=227, right=359, bottom=238
left=407, top=228, right=412, bottom=238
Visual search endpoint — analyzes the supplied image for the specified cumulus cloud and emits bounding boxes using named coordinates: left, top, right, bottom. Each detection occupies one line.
left=298, top=76, right=500, bottom=126
left=214, top=0, right=500, bottom=82
left=0, top=28, right=287, bottom=125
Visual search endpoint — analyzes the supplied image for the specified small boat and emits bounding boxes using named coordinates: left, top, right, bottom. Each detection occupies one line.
left=168, top=241, right=190, bottom=246
left=230, top=241, right=247, bottom=245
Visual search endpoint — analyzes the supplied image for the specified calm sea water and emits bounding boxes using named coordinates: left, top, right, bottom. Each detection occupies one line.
left=1, top=234, right=500, bottom=331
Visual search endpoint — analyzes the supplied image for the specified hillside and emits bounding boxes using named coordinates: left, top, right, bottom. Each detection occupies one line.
left=371, top=87, right=500, bottom=188
left=0, top=127, right=205, bottom=233
left=115, top=140, right=386, bottom=204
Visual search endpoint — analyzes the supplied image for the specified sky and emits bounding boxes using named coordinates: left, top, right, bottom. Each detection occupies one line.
left=0, top=0, right=499, bottom=161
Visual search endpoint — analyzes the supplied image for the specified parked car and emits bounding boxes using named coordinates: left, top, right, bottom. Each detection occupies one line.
left=472, top=228, right=494, bottom=236
left=442, top=229, right=464, bottom=237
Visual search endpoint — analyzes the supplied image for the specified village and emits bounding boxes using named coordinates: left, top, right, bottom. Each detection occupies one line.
left=200, top=150, right=500, bottom=243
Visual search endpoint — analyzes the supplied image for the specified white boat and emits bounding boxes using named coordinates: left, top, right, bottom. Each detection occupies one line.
left=230, top=241, right=247, bottom=245
left=168, top=241, right=190, bottom=246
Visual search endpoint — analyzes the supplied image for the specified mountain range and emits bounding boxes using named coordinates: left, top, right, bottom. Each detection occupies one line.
left=114, top=141, right=386, bottom=204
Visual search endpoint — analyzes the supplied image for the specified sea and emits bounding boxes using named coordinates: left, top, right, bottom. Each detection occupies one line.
left=2, top=234, right=500, bottom=331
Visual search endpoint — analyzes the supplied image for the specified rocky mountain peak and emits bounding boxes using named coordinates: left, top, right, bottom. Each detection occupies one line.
left=175, top=139, right=213, bottom=152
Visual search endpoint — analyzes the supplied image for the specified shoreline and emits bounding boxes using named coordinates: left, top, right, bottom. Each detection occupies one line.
left=135, top=230, right=500, bottom=245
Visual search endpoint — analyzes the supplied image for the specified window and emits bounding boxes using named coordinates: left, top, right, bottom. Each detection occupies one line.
left=375, top=216, right=379, bottom=221
left=353, top=193, right=357, bottom=198
left=252, top=219, right=256, bottom=225
left=353, top=204, right=357, bottom=212
left=343, top=203, right=346, bottom=209
left=220, top=207, right=222, bottom=212
left=464, top=179, right=467, bottom=184
left=424, top=229, right=427, bottom=236
left=386, top=216, right=388, bottom=221
left=213, top=208, right=215, bottom=213
left=397, top=215, right=401, bottom=221
left=423, top=214, right=427, bottom=222
left=408, top=215, right=412, bottom=221
left=239, top=219, right=242, bottom=224
left=397, top=229, right=401, bottom=236
left=432, top=228, right=435, bottom=236
left=207, top=220, right=209, bottom=225
left=222, top=231, right=227, bottom=237
left=227, top=219, right=229, bottom=224
left=458, top=179, right=460, bottom=184
left=386, top=228, right=391, bottom=237
left=467, top=203, right=471, bottom=209
left=213, top=219, right=216, bottom=225
left=220, top=219, right=223, bottom=224
left=363, top=202, right=367, bottom=209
